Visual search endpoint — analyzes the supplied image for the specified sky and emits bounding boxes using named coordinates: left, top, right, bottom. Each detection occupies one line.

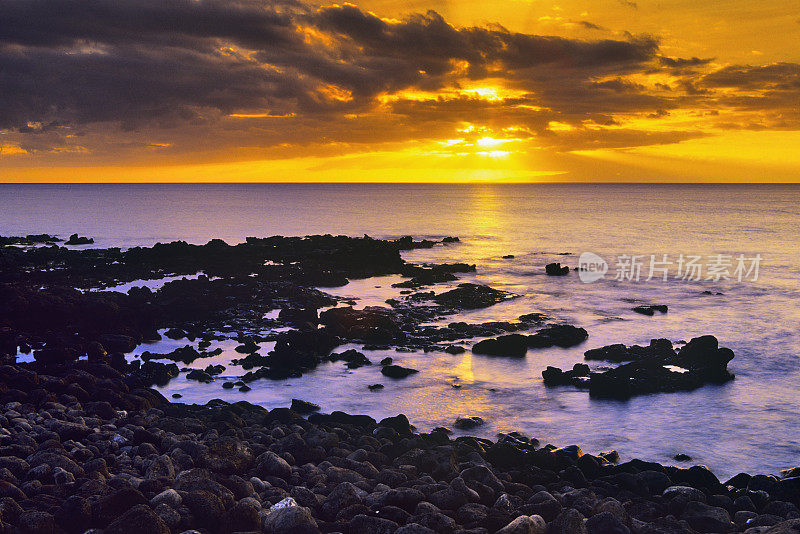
left=1, top=0, right=800, bottom=182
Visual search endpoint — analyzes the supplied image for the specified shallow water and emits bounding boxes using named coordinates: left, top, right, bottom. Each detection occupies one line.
left=2, top=182, right=800, bottom=479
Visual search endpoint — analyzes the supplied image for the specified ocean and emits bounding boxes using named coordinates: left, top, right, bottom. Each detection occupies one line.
left=2, top=182, right=799, bottom=479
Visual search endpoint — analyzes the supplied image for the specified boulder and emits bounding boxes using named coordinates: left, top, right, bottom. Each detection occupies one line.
left=253, top=451, right=292, bottom=480
left=497, top=515, right=547, bottom=534
left=381, top=365, right=419, bottom=379
left=104, top=504, right=170, bottom=534
left=201, top=437, right=254, bottom=475
left=432, top=283, right=514, bottom=310
left=262, top=504, right=320, bottom=534
left=454, top=416, right=485, bottom=430
left=291, top=399, right=321, bottom=414
left=545, top=263, right=570, bottom=276
left=472, top=334, right=528, bottom=357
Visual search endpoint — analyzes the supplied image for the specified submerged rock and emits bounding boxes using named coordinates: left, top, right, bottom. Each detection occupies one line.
left=585, top=338, right=674, bottom=362
left=319, top=306, right=402, bottom=343
left=328, top=348, right=372, bottom=368
left=633, top=305, right=669, bottom=316
left=291, top=398, right=321, bottom=414
left=545, top=262, right=570, bottom=276
left=381, top=364, right=419, bottom=378
left=544, top=335, right=735, bottom=398
left=454, top=416, right=485, bottom=429
left=528, top=324, right=589, bottom=349
left=432, top=283, right=515, bottom=310
left=65, top=233, right=94, bottom=245
left=472, top=334, right=529, bottom=357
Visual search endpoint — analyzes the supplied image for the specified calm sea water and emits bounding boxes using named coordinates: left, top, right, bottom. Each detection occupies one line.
left=2, top=183, right=800, bottom=479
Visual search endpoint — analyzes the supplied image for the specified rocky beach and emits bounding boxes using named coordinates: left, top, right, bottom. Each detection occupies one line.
left=0, top=233, right=798, bottom=534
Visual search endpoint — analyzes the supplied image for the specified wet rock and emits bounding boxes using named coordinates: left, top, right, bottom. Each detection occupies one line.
left=98, top=334, right=137, bottom=353
left=432, top=283, right=515, bottom=310
left=349, top=514, right=400, bottom=533
left=320, top=306, right=401, bottom=343
left=369, top=488, right=425, bottom=513
left=235, top=339, right=260, bottom=353
left=46, top=419, right=92, bottom=441
left=201, top=437, right=254, bottom=475
left=145, top=455, right=175, bottom=479
left=633, top=305, right=668, bottom=316
left=104, top=504, right=170, bottom=534
left=66, top=233, right=94, bottom=245
left=93, top=487, right=148, bottom=526
left=396, top=524, right=436, bottom=534
left=27, top=451, right=84, bottom=478
left=547, top=508, right=587, bottom=534
left=392, top=269, right=458, bottom=288
left=496, top=515, right=547, bottom=534
left=412, top=508, right=457, bottom=533
left=262, top=504, right=320, bottom=533
left=291, top=398, right=321, bottom=414
left=528, top=325, right=588, bottom=349
left=472, top=334, right=528, bottom=357
left=681, top=501, right=733, bottom=532
left=151, top=489, right=182, bottom=509
left=184, top=489, right=225, bottom=529
left=329, top=349, right=372, bottom=368
left=265, top=328, right=341, bottom=374
left=454, top=416, right=485, bottom=430
left=54, top=495, right=91, bottom=534
left=381, top=364, right=419, bottom=379
left=254, top=451, right=292, bottom=479
left=308, top=411, right=376, bottom=428
left=662, top=486, right=707, bottom=504
left=545, top=263, right=570, bottom=276
left=755, top=520, right=800, bottom=533
left=586, top=512, right=630, bottom=534
left=542, top=364, right=590, bottom=387
left=33, top=347, right=79, bottom=364
left=547, top=334, right=735, bottom=398
left=186, top=369, right=214, bottom=383
left=17, top=510, right=55, bottom=534
left=220, top=498, right=261, bottom=533
left=279, top=307, right=319, bottom=327
left=584, top=339, right=674, bottom=362
left=600, top=450, right=620, bottom=463
left=379, top=414, right=414, bottom=436
left=320, top=482, right=363, bottom=520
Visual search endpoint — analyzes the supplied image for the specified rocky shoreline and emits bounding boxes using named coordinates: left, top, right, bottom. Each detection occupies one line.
left=0, top=233, right=792, bottom=533
left=1, top=361, right=799, bottom=534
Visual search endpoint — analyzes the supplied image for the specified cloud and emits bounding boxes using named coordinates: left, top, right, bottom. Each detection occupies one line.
left=701, top=62, right=800, bottom=90
left=659, top=56, right=714, bottom=68
left=1, top=0, right=799, bottom=167
left=578, top=21, right=607, bottom=31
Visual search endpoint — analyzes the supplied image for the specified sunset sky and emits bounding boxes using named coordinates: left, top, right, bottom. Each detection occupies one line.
left=2, top=0, right=800, bottom=182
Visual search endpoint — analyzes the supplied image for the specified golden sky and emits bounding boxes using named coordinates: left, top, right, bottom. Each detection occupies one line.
left=2, top=0, right=800, bottom=182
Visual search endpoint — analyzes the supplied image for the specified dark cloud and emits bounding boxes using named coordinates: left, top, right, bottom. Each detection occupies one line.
left=659, top=56, right=714, bottom=68
left=1, top=0, right=798, bottom=164
left=701, top=63, right=800, bottom=90
left=0, top=0, right=302, bottom=49
left=0, top=0, right=661, bottom=133
left=578, top=21, right=607, bottom=31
